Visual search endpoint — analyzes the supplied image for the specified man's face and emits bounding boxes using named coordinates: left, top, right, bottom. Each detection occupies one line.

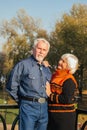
left=33, top=41, right=49, bottom=63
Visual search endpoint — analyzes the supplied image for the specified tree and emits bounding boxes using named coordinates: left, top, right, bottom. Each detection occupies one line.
left=48, top=4, right=87, bottom=87
left=0, top=9, right=46, bottom=75
left=0, top=52, right=6, bottom=76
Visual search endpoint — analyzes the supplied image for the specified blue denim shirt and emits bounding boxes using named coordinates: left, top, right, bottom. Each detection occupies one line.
left=6, top=55, right=52, bottom=103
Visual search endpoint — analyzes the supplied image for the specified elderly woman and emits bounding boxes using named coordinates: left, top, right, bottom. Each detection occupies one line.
left=46, top=53, right=79, bottom=130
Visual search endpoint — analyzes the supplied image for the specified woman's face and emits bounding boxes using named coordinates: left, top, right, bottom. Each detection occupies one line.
left=57, top=58, right=68, bottom=70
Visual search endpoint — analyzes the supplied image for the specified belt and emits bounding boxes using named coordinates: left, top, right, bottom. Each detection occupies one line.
left=21, top=96, right=47, bottom=103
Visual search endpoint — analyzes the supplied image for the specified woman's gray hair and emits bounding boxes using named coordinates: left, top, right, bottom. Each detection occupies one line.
left=33, top=38, right=50, bottom=51
left=61, top=53, right=79, bottom=74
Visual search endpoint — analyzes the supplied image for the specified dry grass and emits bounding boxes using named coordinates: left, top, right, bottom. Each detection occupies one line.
left=0, top=123, right=18, bottom=130
left=78, top=114, right=87, bottom=129
left=77, top=90, right=87, bottom=130
left=82, top=90, right=87, bottom=94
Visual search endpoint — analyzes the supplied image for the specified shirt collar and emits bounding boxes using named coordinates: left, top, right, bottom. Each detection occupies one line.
left=30, top=55, right=44, bottom=67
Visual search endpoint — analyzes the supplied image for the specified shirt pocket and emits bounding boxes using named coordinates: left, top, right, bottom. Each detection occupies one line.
left=27, top=73, right=40, bottom=86
left=28, top=74, right=35, bottom=80
left=20, top=73, right=35, bottom=86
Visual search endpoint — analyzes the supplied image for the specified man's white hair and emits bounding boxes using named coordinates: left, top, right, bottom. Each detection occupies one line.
left=33, top=38, right=50, bottom=51
left=61, top=53, right=79, bottom=74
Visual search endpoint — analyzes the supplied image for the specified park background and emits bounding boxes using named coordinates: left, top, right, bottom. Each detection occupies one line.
left=0, top=0, right=87, bottom=130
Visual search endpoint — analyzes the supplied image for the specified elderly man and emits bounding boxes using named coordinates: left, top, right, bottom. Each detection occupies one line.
left=6, top=38, right=52, bottom=130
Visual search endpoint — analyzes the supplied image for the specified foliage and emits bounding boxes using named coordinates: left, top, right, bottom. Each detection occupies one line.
left=48, top=4, right=87, bottom=87
left=0, top=52, right=6, bottom=75
left=0, top=9, right=48, bottom=76
left=0, top=4, right=87, bottom=89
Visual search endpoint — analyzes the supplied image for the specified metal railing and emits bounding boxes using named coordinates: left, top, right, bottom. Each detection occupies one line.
left=0, top=104, right=19, bottom=130
left=0, top=104, right=87, bottom=130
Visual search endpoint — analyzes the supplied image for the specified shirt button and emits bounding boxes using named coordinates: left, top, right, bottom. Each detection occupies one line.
left=32, top=77, right=35, bottom=79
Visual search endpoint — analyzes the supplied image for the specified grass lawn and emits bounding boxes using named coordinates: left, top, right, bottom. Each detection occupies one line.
left=0, top=109, right=18, bottom=124
left=0, top=98, right=18, bottom=124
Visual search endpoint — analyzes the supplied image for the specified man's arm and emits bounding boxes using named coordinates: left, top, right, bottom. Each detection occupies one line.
left=6, top=63, right=22, bottom=103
